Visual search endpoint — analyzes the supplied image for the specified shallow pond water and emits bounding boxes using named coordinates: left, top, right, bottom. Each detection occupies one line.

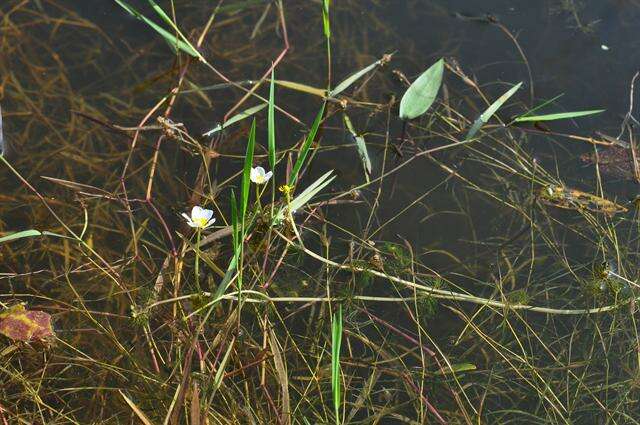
left=2, top=1, right=640, bottom=423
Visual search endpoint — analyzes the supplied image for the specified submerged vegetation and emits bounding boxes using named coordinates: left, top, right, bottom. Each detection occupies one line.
left=2, top=1, right=640, bottom=423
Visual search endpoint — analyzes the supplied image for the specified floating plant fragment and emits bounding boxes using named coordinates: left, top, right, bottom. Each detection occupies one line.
left=0, top=304, right=54, bottom=342
left=539, top=184, right=627, bottom=215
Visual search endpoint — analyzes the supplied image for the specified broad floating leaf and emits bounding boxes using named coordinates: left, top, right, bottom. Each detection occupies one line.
left=466, top=82, right=522, bottom=140
left=202, top=103, right=266, bottom=136
left=0, top=304, right=54, bottom=342
left=514, top=109, right=605, bottom=123
left=399, top=58, right=444, bottom=120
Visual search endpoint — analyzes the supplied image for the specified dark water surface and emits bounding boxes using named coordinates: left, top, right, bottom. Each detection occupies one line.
left=2, top=0, right=640, bottom=423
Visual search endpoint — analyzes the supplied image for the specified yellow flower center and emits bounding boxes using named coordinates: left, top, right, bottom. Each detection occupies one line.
left=194, top=217, right=208, bottom=228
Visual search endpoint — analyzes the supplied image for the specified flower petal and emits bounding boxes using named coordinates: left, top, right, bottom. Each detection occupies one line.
left=250, top=167, right=260, bottom=183
left=201, top=208, right=214, bottom=221
left=264, top=171, right=273, bottom=181
left=191, top=205, right=204, bottom=220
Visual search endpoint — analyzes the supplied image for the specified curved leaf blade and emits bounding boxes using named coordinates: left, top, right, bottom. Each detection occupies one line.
left=0, top=229, right=42, bottom=244
left=466, top=82, right=522, bottom=140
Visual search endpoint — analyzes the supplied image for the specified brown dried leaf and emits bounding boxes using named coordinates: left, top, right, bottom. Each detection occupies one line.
left=0, top=304, right=54, bottom=342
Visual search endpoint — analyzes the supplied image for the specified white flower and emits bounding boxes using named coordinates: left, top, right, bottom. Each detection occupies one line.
left=181, top=206, right=216, bottom=229
left=250, top=166, right=273, bottom=185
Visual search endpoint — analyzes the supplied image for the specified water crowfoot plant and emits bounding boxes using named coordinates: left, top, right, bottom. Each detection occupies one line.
left=250, top=166, right=273, bottom=185
left=181, top=205, right=216, bottom=229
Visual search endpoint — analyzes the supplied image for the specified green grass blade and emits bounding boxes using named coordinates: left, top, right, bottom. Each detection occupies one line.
left=230, top=189, right=239, bottom=252
left=466, top=82, right=522, bottom=140
left=0, top=229, right=42, bottom=244
left=268, top=68, right=276, bottom=171
left=399, top=58, right=444, bottom=120
left=514, top=109, right=605, bottom=122
left=202, top=103, right=266, bottom=136
left=241, top=120, right=256, bottom=221
left=289, top=103, right=325, bottom=186
left=275, top=170, right=335, bottom=223
left=331, top=305, right=343, bottom=425
left=322, top=0, right=331, bottom=39
left=517, top=93, right=565, bottom=119
left=113, top=0, right=199, bottom=57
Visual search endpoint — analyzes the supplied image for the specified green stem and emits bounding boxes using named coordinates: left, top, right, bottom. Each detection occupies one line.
left=195, top=229, right=202, bottom=292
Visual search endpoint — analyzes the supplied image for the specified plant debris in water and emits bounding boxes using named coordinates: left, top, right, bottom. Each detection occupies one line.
left=2, top=1, right=640, bottom=424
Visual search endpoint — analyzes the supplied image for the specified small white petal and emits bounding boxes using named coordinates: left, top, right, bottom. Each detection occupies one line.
left=201, top=208, right=214, bottom=221
left=181, top=212, right=192, bottom=221
left=186, top=220, right=198, bottom=227
left=264, top=171, right=273, bottom=181
left=250, top=168, right=260, bottom=183
left=191, top=205, right=204, bottom=220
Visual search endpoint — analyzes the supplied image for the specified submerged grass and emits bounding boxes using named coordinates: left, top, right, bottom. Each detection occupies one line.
left=1, top=1, right=640, bottom=424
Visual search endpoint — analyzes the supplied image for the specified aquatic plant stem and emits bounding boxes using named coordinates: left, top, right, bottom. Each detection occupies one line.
left=195, top=229, right=201, bottom=292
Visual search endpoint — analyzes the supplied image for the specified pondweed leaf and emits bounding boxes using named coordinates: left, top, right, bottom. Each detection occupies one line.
left=514, top=109, right=604, bottom=122
left=466, top=82, right=522, bottom=140
left=399, top=58, right=444, bottom=120
left=0, top=304, right=54, bottom=342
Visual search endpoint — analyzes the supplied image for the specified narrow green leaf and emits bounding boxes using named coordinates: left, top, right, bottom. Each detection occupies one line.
left=514, top=109, right=605, bottom=122
left=343, top=114, right=371, bottom=180
left=202, top=103, right=266, bottom=136
left=268, top=68, right=276, bottom=171
left=330, top=58, right=381, bottom=97
left=0, top=229, right=41, bottom=244
left=113, top=0, right=199, bottom=57
left=289, top=103, right=326, bottom=186
left=331, top=305, right=343, bottom=425
left=275, top=170, right=335, bottom=223
left=517, top=93, right=565, bottom=118
left=322, top=0, right=331, bottom=39
left=241, top=120, right=256, bottom=221
left=466, top=82, right=522, bottom=140
left=271, top=80, right=326, bottom=97
left=230, top=189, right=239, bottom=252
left=399, top=58, right=444, bottom=120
